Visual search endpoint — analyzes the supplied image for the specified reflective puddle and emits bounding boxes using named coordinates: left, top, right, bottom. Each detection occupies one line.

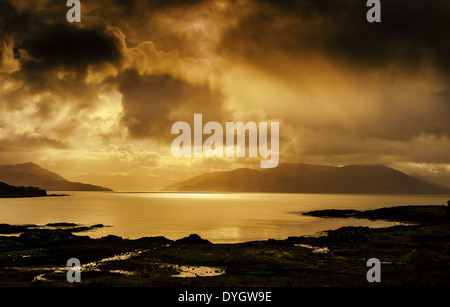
left=295, top=244, right=330, bottom=254
left=9, top=249, right=225, bottom=281
left=170, top=264, right=225, bottom=278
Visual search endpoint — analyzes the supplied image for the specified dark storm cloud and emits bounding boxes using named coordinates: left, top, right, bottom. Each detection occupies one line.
left=116, top=70, right=228, bottom=141
left=1, top=0, right=232, bottom=150
left=1, top=0, right=125, bottom=72
left=221, top=0, right=450, bottom=74
left=111, top=0, right=212, bottom=11
left=17, top=24, right=122, bottom=72
left=215, top=0, right=450, bottom=144
left=0, top=0, right=129, bottom=151
left=0, top=1, right=33, bottom=37
left=323, top=0, right=450, bottom=72
left=89, top=0, right=222, bottom=58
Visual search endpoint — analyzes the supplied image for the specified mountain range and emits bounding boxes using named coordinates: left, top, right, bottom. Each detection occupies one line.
left=1, top=162, right=449, bottom=194
left=0, top=162, right=111, bottom=191
left=163, top=163, right=450, bottom=194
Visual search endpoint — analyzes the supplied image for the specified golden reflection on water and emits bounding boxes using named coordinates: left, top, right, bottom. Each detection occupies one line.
left=0, top=192, right=449, bottom=243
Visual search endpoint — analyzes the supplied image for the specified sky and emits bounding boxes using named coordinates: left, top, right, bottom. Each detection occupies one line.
left=1, top=0, right=450, bottom=184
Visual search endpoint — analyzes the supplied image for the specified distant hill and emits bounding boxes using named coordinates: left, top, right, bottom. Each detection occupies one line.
left=163, top=163, right=450, bottom=194
left=418, top=175, right=450, bottom=190
left=0, top=181, right=47, bottom=198
left=0, top=162, right=111, bottom=191
left=162, top=171, right=224, bottom=192
left=72, top=173, right=176, bottom=192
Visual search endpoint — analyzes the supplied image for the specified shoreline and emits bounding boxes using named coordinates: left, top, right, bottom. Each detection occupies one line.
left=0, top=193, right=70, bottom=199
left=1, top=204, right=450, bottom=286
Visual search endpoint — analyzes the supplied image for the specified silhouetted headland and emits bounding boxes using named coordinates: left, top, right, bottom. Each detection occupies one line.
left=0, top=182, right=70, bottom=198
left=0, top=181, right=47, bottom=198
left=303, top=204, right=450, bottom=224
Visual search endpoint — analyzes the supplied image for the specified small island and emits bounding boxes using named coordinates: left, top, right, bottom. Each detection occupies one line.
left=0, top=182, right=47, bottom=198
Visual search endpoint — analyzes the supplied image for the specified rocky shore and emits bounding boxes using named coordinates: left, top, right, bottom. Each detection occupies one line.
left=1, top=204, right=450, bottom=287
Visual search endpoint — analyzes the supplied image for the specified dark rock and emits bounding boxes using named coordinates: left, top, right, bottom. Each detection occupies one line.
left=90, top=224, right=104, bottom=228
left=135, top=236, right=173, bottom=245
left=67, top=226, right=91, bottom=232
left=45, top=222, right=78, bottom=227
left=0, top=224, right=36, bottom=234
left=303, top=209, right=360, bottom=218
left=304, top=205, right=450, bottom=224
left=100, top=234, right=123, bottom=241
left=0, top=239, right=22, bottom=249
left=17, top=229, right=81, bottom=245
left=175, top=234, right=212, bottom=245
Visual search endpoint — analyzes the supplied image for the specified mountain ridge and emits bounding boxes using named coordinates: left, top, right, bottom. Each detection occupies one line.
left=163, top=162, right=450, bottom=194
left=0, top=162, right=112, bottom=191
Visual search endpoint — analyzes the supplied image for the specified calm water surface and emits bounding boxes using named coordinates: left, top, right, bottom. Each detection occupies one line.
left=1, top=192, right=449, bottom=243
